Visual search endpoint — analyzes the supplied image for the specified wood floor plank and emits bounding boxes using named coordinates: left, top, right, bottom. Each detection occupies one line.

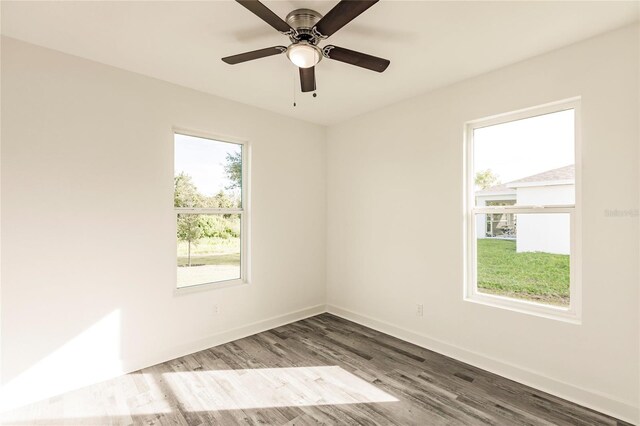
left=1, top=313, right=630, bottom=426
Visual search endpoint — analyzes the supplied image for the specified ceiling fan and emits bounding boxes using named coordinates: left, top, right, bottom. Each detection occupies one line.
left=222, top=0, right=390, bottom=93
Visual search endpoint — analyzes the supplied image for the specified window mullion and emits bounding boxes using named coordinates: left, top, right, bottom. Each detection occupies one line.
left=473, top=206, right=574, bottom=215
left=175, top=208, right=244, bottom=214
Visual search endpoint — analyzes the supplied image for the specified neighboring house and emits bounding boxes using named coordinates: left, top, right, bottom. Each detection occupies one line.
left=476, top=165, right=574, bottom=255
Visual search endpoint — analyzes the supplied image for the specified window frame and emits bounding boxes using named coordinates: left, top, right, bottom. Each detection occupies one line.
left=173, top=128, right=250, bottom=294
left=463, top=98, right=581, bottom=323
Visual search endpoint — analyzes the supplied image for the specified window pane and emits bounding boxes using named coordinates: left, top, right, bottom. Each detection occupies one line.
left=174, top=133, right=242, bottom=208
left=474, top=109, right=574, bottom=207
left=177, top=213, right=241, bottom=288
left=475, top=213, right=570, bottom=307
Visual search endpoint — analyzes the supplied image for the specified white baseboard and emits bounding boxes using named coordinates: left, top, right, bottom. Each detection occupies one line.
left=121, top=303, right=327, bottom=375
left=0, top=303, right=326, bottom=413
left=4, top=303, right=636, bottom=424
left=326, top=304, right=638, bottom=425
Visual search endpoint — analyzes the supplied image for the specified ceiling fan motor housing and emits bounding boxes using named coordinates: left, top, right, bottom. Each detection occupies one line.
left=285, top=9, right=323, bottom=44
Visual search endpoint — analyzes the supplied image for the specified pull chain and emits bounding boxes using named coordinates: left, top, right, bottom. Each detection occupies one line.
left=292, top=67, right=297, bottom=107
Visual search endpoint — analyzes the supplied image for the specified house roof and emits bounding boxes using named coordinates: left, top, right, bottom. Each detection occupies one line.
left=475, top=184, right=515, bottom=196
left=507, top=164, right=575, bottom=186
left=477, top=164, right=574, bottom=195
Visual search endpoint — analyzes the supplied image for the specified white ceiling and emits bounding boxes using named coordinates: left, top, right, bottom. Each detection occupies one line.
left=2, top=1, right=638, bottom=125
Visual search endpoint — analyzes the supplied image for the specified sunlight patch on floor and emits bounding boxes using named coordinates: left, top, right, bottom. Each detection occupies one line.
left=0, top=366, right=397, bottom=423
left=163, top=366, right=398, bottom=411
left=0, top=372, right=174, bottom=423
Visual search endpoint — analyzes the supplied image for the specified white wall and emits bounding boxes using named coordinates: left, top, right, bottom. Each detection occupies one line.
left=326, top=24, right=639, bottom=423
left=0, top=37, right=326, bottom=409
left=516, top=184, right=574, bottom=254
left=516, top=213, right=570, bottom=255
left=516, top=183, right=575, bottom=206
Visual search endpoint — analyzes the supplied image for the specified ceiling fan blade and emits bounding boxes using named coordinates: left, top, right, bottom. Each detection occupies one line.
left=299, top=66, right=316, bottom=92
left=323, top=45, right=390, bottom=72
left=222, top=46, right=287, bottom=64
left=314, top=0, right=378, bottom=38
left=236, top=0, right=294, bottom=34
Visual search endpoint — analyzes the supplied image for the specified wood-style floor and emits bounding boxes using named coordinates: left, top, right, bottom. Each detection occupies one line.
left=2, top=313, right=630, bottom=425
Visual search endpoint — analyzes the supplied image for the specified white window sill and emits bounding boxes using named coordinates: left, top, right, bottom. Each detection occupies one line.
left=174, top=279, right=248, bottom=296
left=464, top=292, right=581, bottom=324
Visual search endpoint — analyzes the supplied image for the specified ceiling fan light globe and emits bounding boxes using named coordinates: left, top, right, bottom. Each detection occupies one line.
left=287, top=43, right=321, bottom=68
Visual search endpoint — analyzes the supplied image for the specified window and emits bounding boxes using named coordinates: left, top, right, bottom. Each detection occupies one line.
left=174, top=131, right=247, bottom=290
left=465, top=99, right=580, bottom=321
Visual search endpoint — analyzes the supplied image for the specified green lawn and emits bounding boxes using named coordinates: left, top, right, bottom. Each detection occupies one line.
left=177, top=237, right=240, bottom=287
left=177, top=253, right=239, bottom=267
left=477, top=239, right=570, bottom=306
left=177, top=237, right=239, bottom=258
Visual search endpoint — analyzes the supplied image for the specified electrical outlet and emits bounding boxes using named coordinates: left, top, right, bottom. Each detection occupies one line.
left=416, top=304, right=424, bottom=317
left=213, top=304, right=219, bottom=315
